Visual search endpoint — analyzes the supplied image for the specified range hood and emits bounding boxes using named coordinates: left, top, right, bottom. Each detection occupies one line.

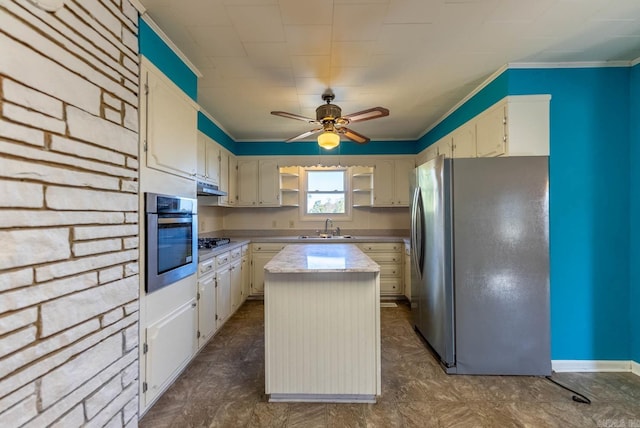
left=197, top=181, right=227, bottom=197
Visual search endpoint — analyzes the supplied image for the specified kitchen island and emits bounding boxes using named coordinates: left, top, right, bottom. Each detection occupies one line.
left=264, top=244, right=381, bottom=403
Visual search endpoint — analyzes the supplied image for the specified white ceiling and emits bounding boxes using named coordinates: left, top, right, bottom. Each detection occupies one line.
left=138, top=0, right=640, bottom=142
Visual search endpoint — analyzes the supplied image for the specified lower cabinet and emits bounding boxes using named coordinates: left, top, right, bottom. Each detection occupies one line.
left=241, top=245, right=250, bottom=300
left=358, top=242, right=404, bottom=296
left=404, top=242, right=411, bottom=302
left=251, top=243, right=287, bottom=296
left=197, top=272, right=216, bottom=347
left=145, top=298, right=197, bottom=404
left=216, top=265, right=231, bottom=329
left=230, top=258, right=242, bottom=312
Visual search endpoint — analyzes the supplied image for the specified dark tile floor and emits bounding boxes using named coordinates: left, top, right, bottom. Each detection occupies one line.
left=140, top=301, right=640, bottom=427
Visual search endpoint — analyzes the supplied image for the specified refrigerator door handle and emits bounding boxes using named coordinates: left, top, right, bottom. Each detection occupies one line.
left=410, top=187, right=425, bottom=279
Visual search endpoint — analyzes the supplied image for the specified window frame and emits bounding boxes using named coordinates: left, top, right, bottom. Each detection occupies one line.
left=299, top=166, right=352, bottom=222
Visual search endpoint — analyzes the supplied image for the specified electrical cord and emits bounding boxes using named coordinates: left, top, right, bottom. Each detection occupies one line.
left=545, top=375, right=592, bottom=404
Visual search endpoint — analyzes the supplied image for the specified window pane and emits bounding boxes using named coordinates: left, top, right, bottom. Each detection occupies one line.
left=307, top=171, right=344, bottom=191
left=307, top=193, right=345, bottom=214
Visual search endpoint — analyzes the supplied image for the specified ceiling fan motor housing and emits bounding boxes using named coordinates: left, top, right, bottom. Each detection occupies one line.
left=316, top=104, right=342, bottom=123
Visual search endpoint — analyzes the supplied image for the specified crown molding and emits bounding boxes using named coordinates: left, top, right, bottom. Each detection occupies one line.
left=128, top=0, right=145, bottom=14
left=632, top=57, right=640, bottom=67
left=508, top=61, right=631, bottom=69
left=417, top=64, right=509, bottom=140
left=140, top=14, right=202, bottom=78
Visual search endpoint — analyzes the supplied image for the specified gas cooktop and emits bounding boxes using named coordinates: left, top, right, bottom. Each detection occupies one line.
left=197, top=237, right=231, bottom=249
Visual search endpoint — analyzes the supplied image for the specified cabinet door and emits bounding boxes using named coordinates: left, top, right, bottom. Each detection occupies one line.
left=404, top=243, right=411, bottom=302
left=227, top=155, right=237, bottom=206
left=451, top=123, right=476, bottom=158
left=144, top=65, right=197, bottom=179
left=436, top=137, right=452, bottom=158
left=230, top=259, right=242, bottom=311
left=236, top=159, right=258, bottom=206
left=205, top=138, right=220, bottom=185
left=258, top=159, right=280, bottom=206
left=241, top=254, right=249, bottom=303
left=196, top=132, right=207, bottom=181
left=145, top=298, right=197, bottom=405
left=216, top=266, right=231, bottom=328
left=219, top=149, right=229, bottom=205
left=394, top=158, right=415, bottom=206
left=476, top=105, right=506, bottom=157
left=373, top=159, right=395, bottom=206
left=251, top=252, right=274, bottom=295
left=198, top=274, right=216, bottom=346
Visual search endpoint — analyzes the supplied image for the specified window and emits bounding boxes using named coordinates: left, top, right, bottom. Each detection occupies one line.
left=301, top=167, right=350, bottom=220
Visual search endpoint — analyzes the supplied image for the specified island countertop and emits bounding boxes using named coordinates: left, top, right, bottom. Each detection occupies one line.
left=264, top=243, right=380, bottom=274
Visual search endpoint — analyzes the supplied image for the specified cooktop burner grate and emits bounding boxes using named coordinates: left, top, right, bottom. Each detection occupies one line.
left=197, top=237, right=231, bottom=249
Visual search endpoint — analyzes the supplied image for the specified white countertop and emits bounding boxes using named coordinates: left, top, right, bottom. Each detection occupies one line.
left=264, top=244, right=380, bottom=273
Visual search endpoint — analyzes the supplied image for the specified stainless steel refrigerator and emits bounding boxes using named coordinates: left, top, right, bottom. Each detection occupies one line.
left=410, top=155, right=551, bottom=375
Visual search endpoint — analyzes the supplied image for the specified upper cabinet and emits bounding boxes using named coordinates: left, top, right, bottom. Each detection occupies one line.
left=141, top=58, right=198, bottom=180
left=373, top=158, right=415, bottom=207
left=451, top=122, right=476, bottom=158
left=236, top=159, right=280, bottom=207
left=417, top=95, right=550, bottom=162
left=196, top=131, right=220, bottom=185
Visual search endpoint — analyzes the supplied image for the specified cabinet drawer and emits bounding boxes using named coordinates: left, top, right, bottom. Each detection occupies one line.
left=252, top=243, right=287, bottom=252
left=215, top=251, right=230, bottom=266
left=379, top=264, right=402, bottom=278
left=380, top=278, right=403, bottom=295
left=199, top=258, right=215, bottom=276
left=358, top=242, right=402, bottom=252
left=230, top=247, right=242, bottom=260
left=366, top=253, right=402, bottom=263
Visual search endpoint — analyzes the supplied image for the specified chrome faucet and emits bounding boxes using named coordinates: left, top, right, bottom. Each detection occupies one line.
left=324, top=218, right=333, bottom=235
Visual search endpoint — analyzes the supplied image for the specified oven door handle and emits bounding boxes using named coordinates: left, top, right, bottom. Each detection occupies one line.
left=157, top=217, right=193, bottom=224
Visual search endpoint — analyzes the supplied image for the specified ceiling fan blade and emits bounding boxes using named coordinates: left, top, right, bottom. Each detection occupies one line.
left=271, top=111, right=318, bottom=123
left=341, top=127, right=370, bottom=144
left=285, top=128, right=323, bottom=142
left=341, top=107, right=389, bottom=123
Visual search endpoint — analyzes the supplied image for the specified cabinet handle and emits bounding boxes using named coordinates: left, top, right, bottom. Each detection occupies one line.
left=191, top=302, right=197, bottom=308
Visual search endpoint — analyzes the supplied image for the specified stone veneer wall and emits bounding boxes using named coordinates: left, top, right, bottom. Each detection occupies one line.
left=0, top=1, right=140, bottom=426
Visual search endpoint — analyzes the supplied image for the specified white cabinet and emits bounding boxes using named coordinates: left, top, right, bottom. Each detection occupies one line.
left=219, top=149, right=230, bottom=205
left=251, top=243, right=287, bottom=296
left=141, top=58, right=198, bottom=180
left=215, top=263, right=231, bottom=329
left=144, top=299, right=197, bottom=405
left=241, top=245, right=250, bottom=302
left=196, top=131, right=220, bottom=185
left=404, top=242, right=411, bottom=302
left=236, top=159, right=257, bottom=206
left=451, top=122, right=476, bottom=158
left=197, top=272, right=216, bottom=347
left=358, top=242, right=404, bottom=296
left=236, top=159, right=280, bottom=207
left=476, top=104, right=506, bottom=157
left=227, top=154, right=237, bottom=206
left=229, top=247, right=242, bottom=311
left=373, top=158, right=415, bottom=207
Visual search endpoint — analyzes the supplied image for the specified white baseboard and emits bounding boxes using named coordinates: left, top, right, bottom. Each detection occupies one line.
left=552, top=360, right=633, bottom=373
left=632, top=361, right=640, bottom=376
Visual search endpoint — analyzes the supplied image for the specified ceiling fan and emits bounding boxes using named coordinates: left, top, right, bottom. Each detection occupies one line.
left=271, top=91, right=389, bottom=150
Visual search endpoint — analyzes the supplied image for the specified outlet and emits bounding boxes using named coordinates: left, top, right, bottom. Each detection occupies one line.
left=272, top=220, right=277, bottom=228
left=289, top=220, right=294, bottom=228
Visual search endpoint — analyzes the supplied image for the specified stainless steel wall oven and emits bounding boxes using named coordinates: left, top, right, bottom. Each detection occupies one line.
left=145, top=192, right=197, bottom=293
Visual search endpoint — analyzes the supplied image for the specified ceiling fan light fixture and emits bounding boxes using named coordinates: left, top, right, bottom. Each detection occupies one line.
left=317, top=131, right=340, bottom=150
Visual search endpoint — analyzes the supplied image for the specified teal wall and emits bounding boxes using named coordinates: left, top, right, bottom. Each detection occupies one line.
left=508, top=68, right=631, bottom=361
left=631, top=63, right=640, bottom=365
left=138, top=17, right=198, bottom=101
